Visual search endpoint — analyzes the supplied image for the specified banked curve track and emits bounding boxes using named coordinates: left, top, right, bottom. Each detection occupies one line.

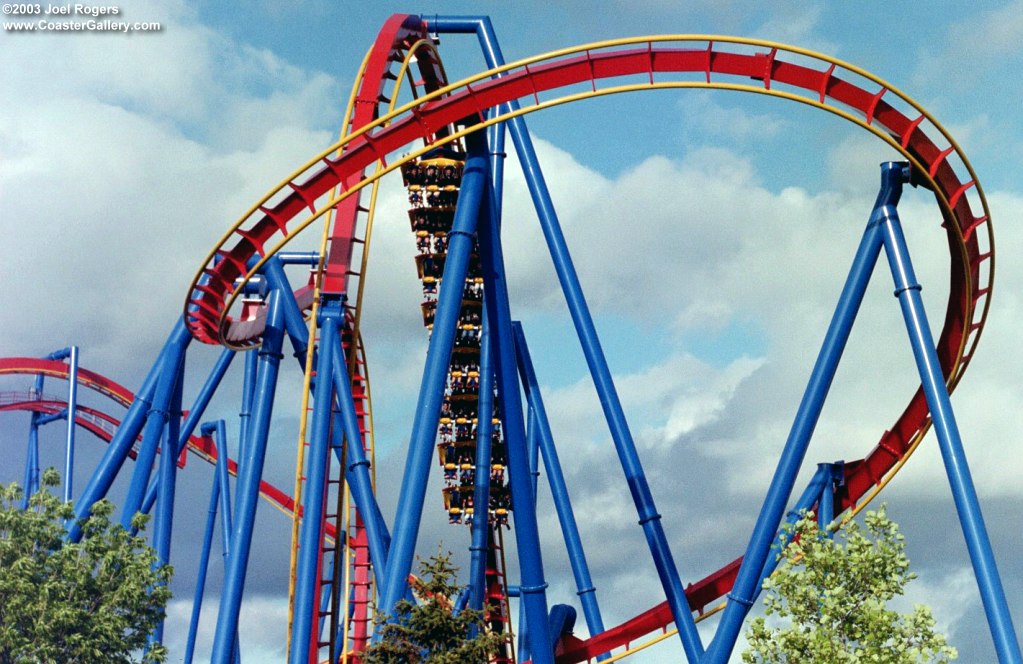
left=183, top=25, right=992, bottom=662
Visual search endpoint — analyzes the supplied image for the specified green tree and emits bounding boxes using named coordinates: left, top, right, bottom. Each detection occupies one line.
left=0, top=469, right=173, bottom=664
left=743, top=505, right=957, bottom=663
left=362, top=552, right=508, bottom=663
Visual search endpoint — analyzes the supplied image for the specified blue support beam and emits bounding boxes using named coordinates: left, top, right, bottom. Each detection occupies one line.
left=70, top=321, right=190, bottom=541
left=376, top=129, right=491, bottom=620
left=875, top=162, right=1022, bottom=664
left=433, top=16, right=700, bottom=660
left=477, top=171, right=554, bottom=664
left=512, top=322, right=607, bottom=657
left=210, top=291, right=286, bottom=664
left=704, top=166, right=890, bottom=663
left=468, top=319, right=496, bottom=617
left=63, top=345, right=79, bottom=503
left=289, top=300, right=343, bottom=664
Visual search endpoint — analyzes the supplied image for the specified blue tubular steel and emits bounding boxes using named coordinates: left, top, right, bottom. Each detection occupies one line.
left=63, top=345, right=79, bottom=503
left=376, top=130, right=491, bottom=619
left=817, top=462, right=836, bottom=532
left=433, top=16, right=701, bottom=659
left=69, top=321, right=187, bottom=540
left=239, top=346, right=258, bottom=453
left=210, top=291, right=286, bottom=664
left=212, top=420, right=235, bottom=554
left=121, top=327, right=191, bottom=527
left=477, top=174, right=554, bottom=664
left=263, top=257, right=311, bottom=362
left=289, top=302, right=341, bottom=664
left=875, top=162, right=1022, bottom=664
left=141, top=347, right=236, bottom=517
left=328, top=315, right=393, bottom=590
left=527, top=406, right=540, bottom=500
left=757, top=464, right=833, bottom=585
left=184, top=451, right=221, bottom=664
left=150, top=357, right=184, bottom=647
left=705, top=176, right=891, bottom=663
left=512, top=322, right=607, bottom=654
left=468, top=319, right=496, bottom=615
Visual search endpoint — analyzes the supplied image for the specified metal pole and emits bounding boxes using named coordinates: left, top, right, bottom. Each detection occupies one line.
left=328, top=307, right=393, bottom=587
left=120, top=342, right=186, bottom=528
left=290, top=305, right=341, bottom=664
left=210, top=290, right=286, bottom=664
left=513, top=322, right=607, bottom=655
left=468, top=318, right=496, bottom=615
left=376, top=130, right=490, bottom=619
left=141, top=347, right=236, bottom=517
left=69, top=322, right=186, bottom=540
left=876, top=161, right=1022, bottom=664
left=704, top=173, right=890, bottom=663
left=184, top=460, right=221, bottom=664
left=432, top=16, right=702, bottom=658
left=63, top=345, right=79, bottom=503
left=477, top=174, right=554, bottom=663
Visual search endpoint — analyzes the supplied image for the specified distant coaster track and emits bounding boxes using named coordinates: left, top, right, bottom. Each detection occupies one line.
left=0, top=357, right=303, bottom=525
left=182, top=26, right=992, bottom=662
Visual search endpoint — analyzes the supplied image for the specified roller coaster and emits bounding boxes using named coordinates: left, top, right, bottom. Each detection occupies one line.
left=2, top=13, right=1020, bottom=664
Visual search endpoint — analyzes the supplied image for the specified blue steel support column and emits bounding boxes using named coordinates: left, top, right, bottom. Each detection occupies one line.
left=433, top=16, right=701, bottom=659
left=477, top=174, right=554, bottom=664
left=376, top=130, right=491, bottom=619
left=70, top=322, right=187, bottom=540
left=121, top=327, right=191, bottom=527
left=816, top=463, right=837, bottom=532
left=239, top=346, right=258, bottom=453
left=756, top=464, right=833, bottom=585
left=468, top=319, right=496, bottom=616
left=23, top=373, right=43, bottom=508
left=184, top=455, right=221, bottom=664
left=63, top=345, right=79, bottom=503
left=875, top=162, right=1022, bottom=664
left=210, top=291, right=286, bottom=664
left=290, top=300, right=343, bottom=664
left=512, top=322, right=607, bottom=654
left=141, top=347, right=236, bottom=517
left=329, top=320, right=393, bottom=589
left=263, top=257, right=311, bottom=362
left=704, top=172, right=892, bottom=663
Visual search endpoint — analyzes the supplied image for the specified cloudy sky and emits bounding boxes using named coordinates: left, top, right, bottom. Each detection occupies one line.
left=2, top=1, right=1022, bottom=662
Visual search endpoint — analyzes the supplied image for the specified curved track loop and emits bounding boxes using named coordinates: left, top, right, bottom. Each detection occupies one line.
left=0, top=358, right=304, bottom=526
left=183, top=34, right=992, bottom=661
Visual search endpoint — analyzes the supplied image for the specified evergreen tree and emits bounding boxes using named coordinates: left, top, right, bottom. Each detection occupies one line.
left=0, top=469, right=173, bottom=663
left=362, top=552, right=507, bottom=663
left=743, top=505, right=957, bottom=663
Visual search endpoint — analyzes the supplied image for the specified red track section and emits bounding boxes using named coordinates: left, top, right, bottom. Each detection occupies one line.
left=0, top=358, right=304, bottom=528
left=183, top=36, right=990, bottom=662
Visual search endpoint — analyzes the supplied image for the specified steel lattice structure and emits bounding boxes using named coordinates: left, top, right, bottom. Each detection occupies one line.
left=3, top=14, right=1020, bottom=664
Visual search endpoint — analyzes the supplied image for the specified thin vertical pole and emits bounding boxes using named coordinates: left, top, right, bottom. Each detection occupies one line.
left=63, top=345, right=79, bottom=503
left=705, top=173, right=890, bottom=663
left=210, top=290, right=286, bottom=664
left=376, top=130, right=490, bottom=619
left=478, top=175, right=554, bottom=664
left=513, top=322, right=607, bottom=654
left=468, top=319, right=496, bottom=615
left=184, top=463, right=221, bottom=664
left=239, top=346, right=258, bottom=453
left=151, top=358, right=184, bottom=644
left=876, top=162, right=1022, bottom=664
left=69, top=322, right=187, bottom=541
left=290, top=305, right=341, bottom=664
